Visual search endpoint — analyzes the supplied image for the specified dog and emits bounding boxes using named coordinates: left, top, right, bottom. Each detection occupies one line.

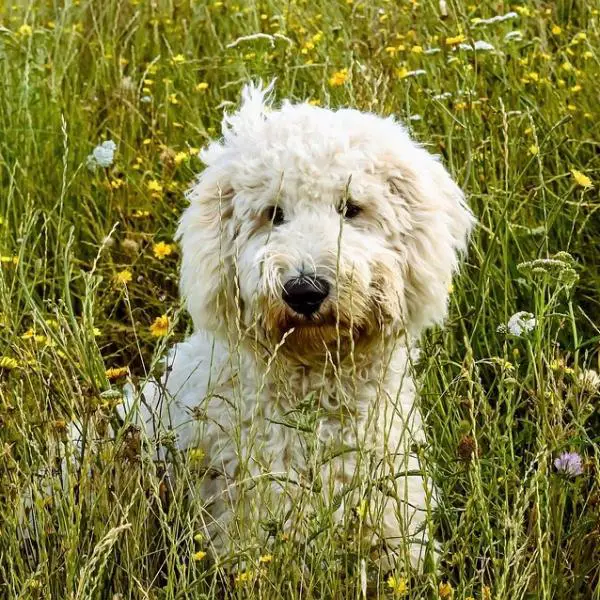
left=133, top=83, right=473, bottom=569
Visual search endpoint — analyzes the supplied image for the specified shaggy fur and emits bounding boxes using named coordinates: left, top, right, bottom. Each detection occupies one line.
left=133, top=84, right=473, bottom=568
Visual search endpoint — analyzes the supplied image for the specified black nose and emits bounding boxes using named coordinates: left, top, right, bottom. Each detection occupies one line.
left=282, top=277, right=330, bottom=316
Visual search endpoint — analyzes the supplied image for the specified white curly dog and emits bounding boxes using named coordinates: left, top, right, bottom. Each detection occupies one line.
left=134, top=84, right=473, bottom=569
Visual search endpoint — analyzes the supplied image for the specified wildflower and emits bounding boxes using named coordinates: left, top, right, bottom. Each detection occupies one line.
left=550, top=358, right=575, bottom=375
left=439, top=581, right=454, bottom=598
left=308, top=98, right=321, bottom=106
left=195, top=81, right=209, bottom=92
left=171, top=54, right=185, bottom=64
left=114, top=269, right=132, bottom=285
left=504, top=31, right=523, bottom=42
left=577, top=369, right=600, bottom=393
left=174, top=151, right=188, bottom=165
left=459, top=40, right=495, bottom=51
left=571, top=169, right=592, bottom=188
left=141, top=95, right=152, bottom=103
left=554, top=451, right=583, bottom=476
left=153, top=241, right=174, bottom=260
left=18, top=23, right=33, bottom=36
left=529, top=144, right=539, bottom=155
left=0, top=357, right=19, bottom=369
left=193, top=550, right=206, bottom=561
left=105, top=366, right=129, bottom=381
left=87, top=140, right=117, bottom=170
left=329, top=68, right=348, bottom=87
left=258, top=554, right=272, bottom=563
left=168, top=93, right=179, bottom=105
left=147, top=180, right=163, bottom=195
left=386, top=575, right=408, bottom=595
left=150, top=315, right=169, bottom=337
left=446, top=34, right=466, bottom=46
left=473, top=12, right=518, bottom=25
left=410, top=45, right=423, bottom=53
left=504, top=311, right=536, bottom=336
left=235, top=570, right=254, bottom=585
left=551, top=25, right=562, bottom=35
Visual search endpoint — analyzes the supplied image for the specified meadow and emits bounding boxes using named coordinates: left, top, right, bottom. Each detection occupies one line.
left=1, top=0, right=599, bottom=598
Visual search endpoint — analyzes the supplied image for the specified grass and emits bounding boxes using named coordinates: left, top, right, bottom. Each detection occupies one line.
left=1, top=0, right=599, bottom=598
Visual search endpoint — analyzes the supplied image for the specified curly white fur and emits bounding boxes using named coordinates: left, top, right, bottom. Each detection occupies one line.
left=131, top=83, right=473, bottom=569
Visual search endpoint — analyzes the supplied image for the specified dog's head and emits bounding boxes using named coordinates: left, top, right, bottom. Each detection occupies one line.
left=178, top=84, right=473, bottom=356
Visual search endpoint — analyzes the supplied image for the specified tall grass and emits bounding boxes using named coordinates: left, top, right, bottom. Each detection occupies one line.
left=1, top=0, right=599, bottom=598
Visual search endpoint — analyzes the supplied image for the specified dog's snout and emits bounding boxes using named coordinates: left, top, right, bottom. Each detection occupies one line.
left=282, top=277, right=330, bottom=316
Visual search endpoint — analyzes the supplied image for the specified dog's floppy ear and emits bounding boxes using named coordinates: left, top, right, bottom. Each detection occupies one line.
left=386, top=142, right=474, bottom=335
left=177, top=82, right=274, bottom=332
left=177, top=156, right=236, bottom=333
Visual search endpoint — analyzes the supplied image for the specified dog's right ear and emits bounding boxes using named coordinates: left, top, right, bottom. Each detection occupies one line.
left=177, top=157, right=236, bottom=333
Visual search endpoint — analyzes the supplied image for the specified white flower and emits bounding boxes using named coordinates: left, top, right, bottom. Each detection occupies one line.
left=503, top=311, right=536, bottom=336
left=504, top=31, right=523, bottom=42
left=405, top=69, right=427, bottom=77
left=459, top=40, right=496, bottom=52
left=88, top=140, right=116, bottom=169
left=474, top=12, right=518, bottom=26
left=432, top=92, right=452, bottom=101
left=577, top=369, right=600, bottom=394
left=140, top=95, right=153, bottom=103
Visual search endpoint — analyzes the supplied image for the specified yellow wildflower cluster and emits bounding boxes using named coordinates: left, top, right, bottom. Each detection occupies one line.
left=386, top=575, right=408, bottom=595
left=150, top=314, right=169, bottom=337
left=105, top=366, right=129, bottom=381
left=329, top=68, right=348, bottom=87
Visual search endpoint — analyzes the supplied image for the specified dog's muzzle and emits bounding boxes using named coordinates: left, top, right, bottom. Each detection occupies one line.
left=282, top=276, right=330, bottom=317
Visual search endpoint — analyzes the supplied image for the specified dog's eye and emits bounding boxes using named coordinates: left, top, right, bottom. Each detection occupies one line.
left=339, top=200, right=362, bottom=219
left=266, top=205, right=285, bottom=226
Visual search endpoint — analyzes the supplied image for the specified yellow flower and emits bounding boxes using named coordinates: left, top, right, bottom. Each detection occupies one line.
left=439, top=581, right=454, bottom=599
left=194, top=532, right=204, bottom=542
left=446, top=34, right=466, bottom=46
left=308, top=98, right=321, bottom=106
left=171, top=54, right=185, bottom=64
left=168, top=93, right=179, bottom=105
left=18, top=24, right=33, bottom=36
left=570, top=84, right=582, bottom=93
left=150, top=314, right=169, bottom=337
left=195, top=81, right=209, bottom=92
left=114, top=269, right=133, bottom=285
left=105, top=366, right=129, bottom=381
left=410, top=45, right=423, bottom=54
left=386, top=575, right=408, bottom=595
left=147, top=180, right=163, bottom=195
left=153, top=241, right=174, bottom=260
left=235, top=570, right=254, bottom=585
left=258, top=554, right=272, bottom=563
left=529, top=145, right=539, bottom=156
left=328, top=68, right=348, bottom=87
left=571, top=169, right=592, bottom=188
left=174, top=151, right=188, bottom=165
left=192, top=550, right=206, bottom=561
left=0, top=357, right=19, bottom=369
left=396, top=67, right=409, bottom=79
left=551, top=24, right=562, bottom=35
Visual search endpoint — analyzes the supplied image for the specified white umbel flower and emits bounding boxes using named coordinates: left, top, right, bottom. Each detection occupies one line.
left=87, top=140, right=117, bottom=169
left=498, top=311, right=537, bottom=336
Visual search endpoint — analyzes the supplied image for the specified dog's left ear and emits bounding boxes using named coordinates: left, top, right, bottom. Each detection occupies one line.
left=386, top=143, right=474, bottom=335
